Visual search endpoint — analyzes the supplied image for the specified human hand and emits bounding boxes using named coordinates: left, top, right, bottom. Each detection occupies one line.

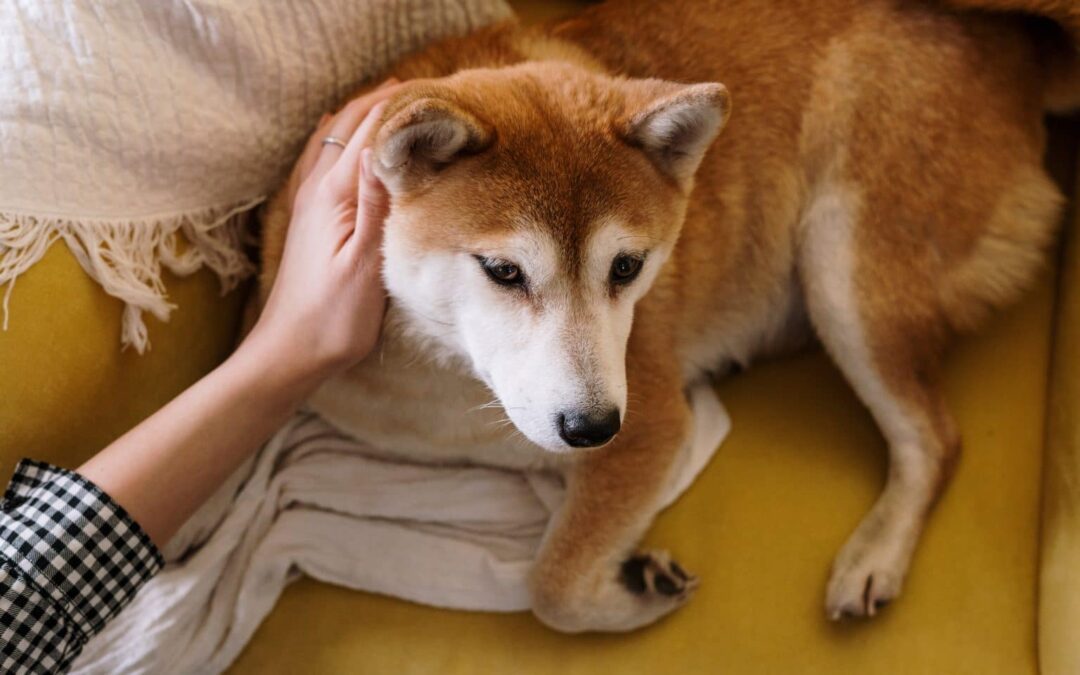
left=247, top=79, right=403, bottom=386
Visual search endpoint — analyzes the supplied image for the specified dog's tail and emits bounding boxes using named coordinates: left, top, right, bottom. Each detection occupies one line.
left=941, top=0, right=1080, bottom=113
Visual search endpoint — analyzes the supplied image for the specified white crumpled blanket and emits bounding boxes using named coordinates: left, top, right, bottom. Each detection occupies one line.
left=72, top=385, right=729, bottom=674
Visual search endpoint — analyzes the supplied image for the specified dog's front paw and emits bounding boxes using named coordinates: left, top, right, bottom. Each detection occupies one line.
left=619, top=550, right=698, bottom=599
left=825, top=525, right=910, bottom=620
left=531, top=549, right=698, bottom=633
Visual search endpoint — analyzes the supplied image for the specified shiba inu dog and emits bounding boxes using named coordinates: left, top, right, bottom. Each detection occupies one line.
left=255, top=0, right=1079, bottom=632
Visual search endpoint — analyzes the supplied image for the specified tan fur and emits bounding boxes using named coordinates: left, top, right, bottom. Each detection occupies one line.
left=254, top=0, right=1076, bottom=630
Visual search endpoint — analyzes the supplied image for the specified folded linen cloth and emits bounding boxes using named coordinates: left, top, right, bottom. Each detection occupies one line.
left=0, top=0, right=511, bottom=351
left=71, top=384, right=729, bottom=674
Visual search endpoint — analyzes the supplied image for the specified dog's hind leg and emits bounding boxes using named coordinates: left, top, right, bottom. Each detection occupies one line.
left=798, top=184, right=961, bottom=620
left=528, top=341, right=696, bottom=633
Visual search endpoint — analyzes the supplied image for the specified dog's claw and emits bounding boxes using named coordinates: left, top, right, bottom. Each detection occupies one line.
left=619, top=550, right=697, bottom=600
left=655, top=573, right=680, bottom=596
left=670, top=561, right=690, bottom=581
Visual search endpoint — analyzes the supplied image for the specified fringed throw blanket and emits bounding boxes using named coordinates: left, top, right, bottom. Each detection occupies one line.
left=0, top=0, right=511, bottom=352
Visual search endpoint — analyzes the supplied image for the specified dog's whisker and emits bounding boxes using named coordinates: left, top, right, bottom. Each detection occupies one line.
left=467, top=398, right=502, bottom=413
left=400, top=306, right=455, bottom=328
left=499, top=425, right=528, bottom=444
left=485, top=415, right=516, bottom=429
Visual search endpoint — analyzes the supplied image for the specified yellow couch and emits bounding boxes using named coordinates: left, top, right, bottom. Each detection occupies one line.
left=1, top=1, right=1076, bottom=672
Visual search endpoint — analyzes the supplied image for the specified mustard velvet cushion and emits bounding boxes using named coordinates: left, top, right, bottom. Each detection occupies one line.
left=0, top=235, right=1050, bottom=674
left=227, top=267, right=1051, bottom=674
left=0, top=243, right=245, bottom=483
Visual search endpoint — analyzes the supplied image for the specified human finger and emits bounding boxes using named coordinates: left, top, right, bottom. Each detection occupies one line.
left=344, top=147, right=390, bottom=256
left=307, top=79, right=401, bottom=182
left=325, top=99, right=389, bottom=197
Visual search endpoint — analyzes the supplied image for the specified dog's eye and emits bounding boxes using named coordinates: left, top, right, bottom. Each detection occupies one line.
left=610, top=254, right=644, bottom=285
left=476, top=256, right=525, bottom=287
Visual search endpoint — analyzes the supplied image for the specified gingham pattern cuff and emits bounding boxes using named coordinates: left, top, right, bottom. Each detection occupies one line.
left=0, top=459, right=163, bottom=673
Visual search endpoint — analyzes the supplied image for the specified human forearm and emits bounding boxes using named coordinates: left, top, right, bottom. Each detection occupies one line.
left=79, top=84, right=394, bottom=551
left=0, top=80, right=396, bottom=673
left=77, top=334, right=320, bottom=548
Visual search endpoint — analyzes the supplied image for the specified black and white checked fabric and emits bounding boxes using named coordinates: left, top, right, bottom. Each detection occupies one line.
left=0, top=460, right=162, bottom=673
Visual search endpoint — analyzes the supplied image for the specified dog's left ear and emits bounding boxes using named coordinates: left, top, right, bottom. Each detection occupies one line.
left=621, top=81, right=731, bottom=185
left=374, top=97, right=493, bottom=191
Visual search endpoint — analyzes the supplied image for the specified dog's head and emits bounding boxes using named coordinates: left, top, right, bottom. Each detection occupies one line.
left=372, top=62, right=729, bottom=453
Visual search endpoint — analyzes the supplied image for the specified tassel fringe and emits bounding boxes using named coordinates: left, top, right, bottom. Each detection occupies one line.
left=0, top=199, right=262, bottom=353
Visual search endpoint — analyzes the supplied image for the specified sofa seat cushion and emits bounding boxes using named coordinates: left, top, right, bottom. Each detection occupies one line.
left=231, top=268, right=1054, bottom=674
left=0, top=244, right=246, bottom=483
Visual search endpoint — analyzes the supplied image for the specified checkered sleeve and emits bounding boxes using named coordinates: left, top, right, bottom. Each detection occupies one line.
left=0, top=459, right=163, bottom=673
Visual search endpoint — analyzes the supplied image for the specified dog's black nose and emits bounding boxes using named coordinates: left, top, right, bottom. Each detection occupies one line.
left=558, top=408, right=621, bottom=447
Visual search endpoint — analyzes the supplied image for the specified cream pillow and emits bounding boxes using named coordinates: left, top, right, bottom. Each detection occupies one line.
left=0, top=0, right=510, bottom=352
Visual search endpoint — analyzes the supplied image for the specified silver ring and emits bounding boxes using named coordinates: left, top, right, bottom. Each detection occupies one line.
left=321, top=136, right=347, bottom=150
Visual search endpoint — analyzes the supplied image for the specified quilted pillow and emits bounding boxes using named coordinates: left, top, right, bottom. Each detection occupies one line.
left=0, top=0, right=511, bottom=351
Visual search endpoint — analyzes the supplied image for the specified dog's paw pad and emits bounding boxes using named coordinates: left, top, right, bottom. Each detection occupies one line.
left=619, top=550, right=697, bottom=599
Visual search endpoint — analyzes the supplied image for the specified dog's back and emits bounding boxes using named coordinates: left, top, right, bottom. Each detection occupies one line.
left=550, top=0, right=1063, bottom=361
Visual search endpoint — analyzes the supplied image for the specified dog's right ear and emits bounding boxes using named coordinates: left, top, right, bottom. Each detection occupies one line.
left=373, top=97, right=494, bottom=191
